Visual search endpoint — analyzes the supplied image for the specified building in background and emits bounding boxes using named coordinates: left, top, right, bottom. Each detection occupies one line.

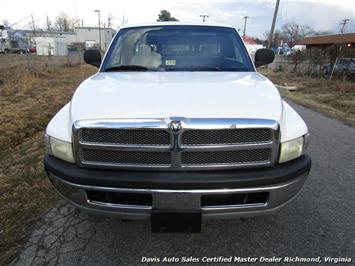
left=0, top=25, right=8, bottom=53
left=0, top=27, right=28, bottom=53
left=74, top=27, right=116, bottom=51
left=302, top=33, right=355, bottom=58
left=1, top=26, right=117, bottom=55
left=35, top=37, right=68, bottom=56
left=17, top=30, right=76, bottom=54
left=242, top=35, right=263, bottom=59
left=22, top=30, right=77, bottom=45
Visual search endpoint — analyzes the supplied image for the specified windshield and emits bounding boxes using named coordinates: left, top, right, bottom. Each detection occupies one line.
left=102, top=26, right=254, bottom=72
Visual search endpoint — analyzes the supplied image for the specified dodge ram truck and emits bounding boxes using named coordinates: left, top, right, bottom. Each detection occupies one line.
left=44, top=22, right=311, bottom=232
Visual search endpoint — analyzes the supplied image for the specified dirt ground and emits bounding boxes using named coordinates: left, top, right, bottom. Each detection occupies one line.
left=0, top=54, right=96, bottom=264
left=261, top=68, right=355, bottom=126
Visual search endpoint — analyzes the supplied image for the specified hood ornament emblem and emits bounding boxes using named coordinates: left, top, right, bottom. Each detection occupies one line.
left=170, top=121, right=182, bottom=151
left=170, top=121, right=182, bottom=132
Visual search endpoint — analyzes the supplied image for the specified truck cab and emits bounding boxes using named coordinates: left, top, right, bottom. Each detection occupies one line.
left=44, top=22, right=311, bottom=232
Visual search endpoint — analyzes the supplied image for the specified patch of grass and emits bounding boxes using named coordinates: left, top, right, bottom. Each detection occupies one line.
left=0, top=55, right=95, bottom=264
left=261, top=68, right=355, bottom=126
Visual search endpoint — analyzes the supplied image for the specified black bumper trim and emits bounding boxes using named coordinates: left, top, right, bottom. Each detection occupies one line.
left=44, top=154, right=311, bottom=189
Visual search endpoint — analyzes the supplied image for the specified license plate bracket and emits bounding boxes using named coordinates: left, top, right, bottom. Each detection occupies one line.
left=151, top=210, right=202, bottom=233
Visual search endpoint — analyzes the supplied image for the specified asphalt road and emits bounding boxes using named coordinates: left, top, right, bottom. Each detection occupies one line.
left=11, top=103, right=355, bottom=265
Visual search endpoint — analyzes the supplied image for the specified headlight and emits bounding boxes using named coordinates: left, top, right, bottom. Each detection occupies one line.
left=278, top=136, right=307, bottom=163
left=45, top=135, right=75, bottom=163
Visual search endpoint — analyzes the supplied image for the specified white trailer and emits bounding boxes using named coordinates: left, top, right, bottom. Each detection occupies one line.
left=35, top=37, right=68, bottom=56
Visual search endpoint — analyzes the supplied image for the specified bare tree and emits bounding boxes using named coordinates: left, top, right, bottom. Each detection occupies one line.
left=306, top=47, right=327, bottom=76
left=2, top=19, right=10, bottom=28
left=299, top=24, right=315, bottom=37
left=264, top=29, right=286, bottom=48
left=120, top=15, right=129, bottom=27
left=45, top=16, right=55, bottom=31
left=54, top=12, right=76, bottom=32
left=107, top=13, right=115, bottom=28
left=281, top=22, right=315, bottom=44
left=281, top=22, right=300, bottom=43
left=291, top=50, right=305, bottom=72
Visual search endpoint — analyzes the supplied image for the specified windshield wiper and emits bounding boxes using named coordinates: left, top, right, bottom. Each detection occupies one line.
left=165, top=66, right=223, bottom=71
left=190, top=66, right=223, bottom=71
left=104, top=65, right=156, bottom=71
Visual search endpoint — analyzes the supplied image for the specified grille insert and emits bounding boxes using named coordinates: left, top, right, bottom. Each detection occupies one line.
left=201, top=192, right=268, bottom=207
left=86, top=190, right=152, bottom=206
left=81, top=149, right=171, bottom=166
left=181, top=128, right=272, bottom=146
left=80, top=128, right=170, bottom=146
left=181, top=149, right=271, bottom=165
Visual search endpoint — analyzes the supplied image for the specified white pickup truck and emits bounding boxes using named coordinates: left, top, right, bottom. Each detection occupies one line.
left=44, top=22, right=311, bottom=232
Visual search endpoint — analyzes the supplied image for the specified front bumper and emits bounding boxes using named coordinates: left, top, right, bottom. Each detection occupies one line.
left=44, top=154, right=311, bottom=220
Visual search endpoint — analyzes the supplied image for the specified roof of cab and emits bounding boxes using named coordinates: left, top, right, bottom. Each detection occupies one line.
left=121, top=21, right=234, bottom=29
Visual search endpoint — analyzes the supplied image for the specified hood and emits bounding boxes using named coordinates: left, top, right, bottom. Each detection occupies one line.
left=70, top=72, right=282, bottom=123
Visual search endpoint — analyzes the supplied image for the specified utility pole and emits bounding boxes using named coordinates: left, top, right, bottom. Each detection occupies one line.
left=94, top=10, right=101, bottom=50
left=199, top=15, right=209, bottom=22
left=30, top=14, right=36, bottom=33
left=242, top=16, right=249, bottom=36
left=268, top=0, right=280, bottom=48
left=46, top=16, right=51, bottom=31
left=340, top=18, right=349, bottom=33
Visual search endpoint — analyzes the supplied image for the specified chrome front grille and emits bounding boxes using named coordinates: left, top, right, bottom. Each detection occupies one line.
left=181, top=128, right=272, bottom=146
left=80, top=128, right=171, bottom=146
left=81, top=149, right=171, bottom=166
left=181, top=149, right=271, bottom=166
left=73, top=118, right=279, bottom=170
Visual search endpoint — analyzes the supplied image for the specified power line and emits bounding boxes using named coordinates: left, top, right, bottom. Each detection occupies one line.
left=9, top=16, right=30, bottom=28
left=16, top=17, right=41, bottom=30
left=340, top=18, right=350, bottom=33
left=242, top=16, right=249, bottom=36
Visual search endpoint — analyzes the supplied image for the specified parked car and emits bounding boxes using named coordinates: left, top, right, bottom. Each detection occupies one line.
left=44, top=22, right=311, bottom=232
left=28, top=46, right=36, bottom=53
left=3, top=40, right=27, bottom=54
left=322, top=58, right=355, bottom=80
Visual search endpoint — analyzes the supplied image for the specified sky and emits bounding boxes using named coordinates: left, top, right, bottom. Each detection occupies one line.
left=1, top=0, right=354, bottom=38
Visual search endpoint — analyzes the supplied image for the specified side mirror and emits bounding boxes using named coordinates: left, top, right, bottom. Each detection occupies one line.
left=84, top=49, right=102, bottom=68
left=254, top=48, right=275, bottom=67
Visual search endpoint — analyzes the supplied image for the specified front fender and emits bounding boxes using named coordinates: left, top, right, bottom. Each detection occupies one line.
left=46, top=102, right=72, bottom=142
left=280, top=101, right=308, bottom=142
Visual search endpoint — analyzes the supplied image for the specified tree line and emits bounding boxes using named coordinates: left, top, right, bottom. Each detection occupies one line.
left=2, top=10, right=333, bottom=45
left=254, top=22, right=332, bottom=47
left=1, top=12, right=118, bottom=32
